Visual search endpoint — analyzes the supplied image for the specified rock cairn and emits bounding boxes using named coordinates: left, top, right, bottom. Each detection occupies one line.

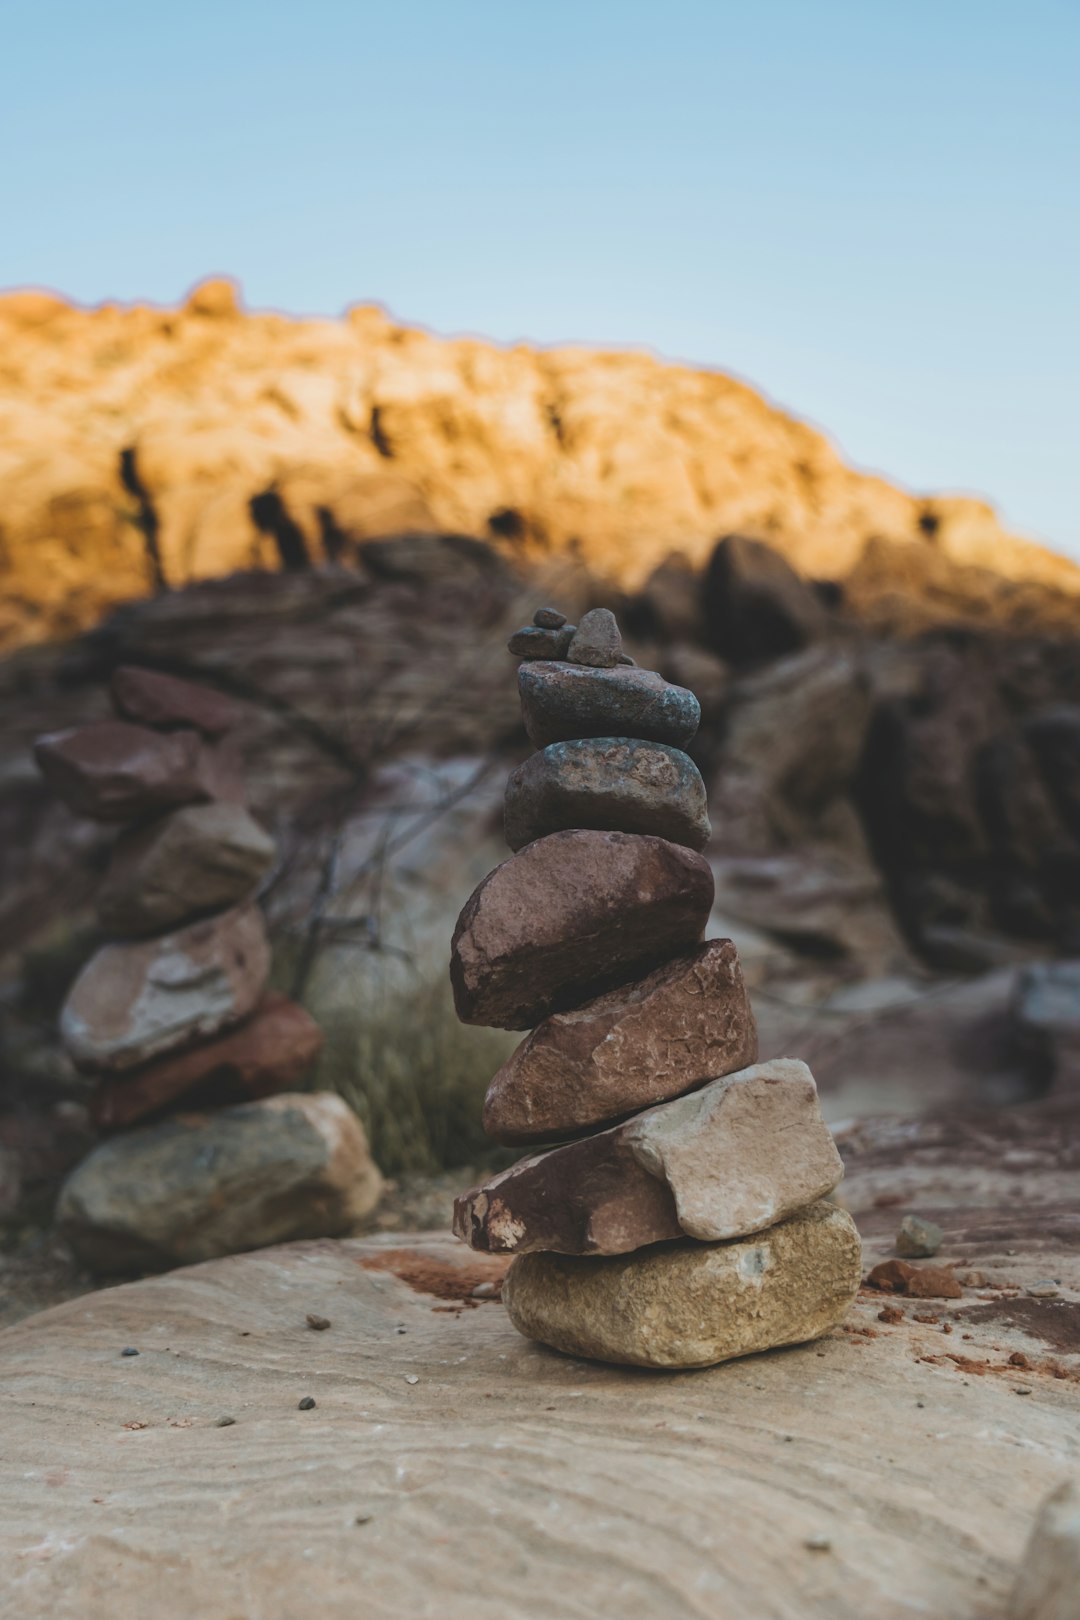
left=34, top=666, right=382, bottom=1271
left=450, top=607, right=861, bottom=1368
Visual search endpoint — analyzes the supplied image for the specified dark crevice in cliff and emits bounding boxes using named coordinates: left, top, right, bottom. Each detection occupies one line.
left=249, top=489, right=311, bottom=571
left=118, top=447, right=167, bottom=592
left=369, top=406, right=394, bottom=459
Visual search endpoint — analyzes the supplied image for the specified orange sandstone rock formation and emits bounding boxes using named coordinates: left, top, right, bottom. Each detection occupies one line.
left=1, top=276, right=1076, bottom=649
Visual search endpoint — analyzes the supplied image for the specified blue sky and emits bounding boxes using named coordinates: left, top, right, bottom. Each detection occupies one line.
left=3, top=0, right=1078, bottom=554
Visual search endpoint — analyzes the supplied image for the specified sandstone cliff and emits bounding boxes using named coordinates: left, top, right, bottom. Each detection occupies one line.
left=1, top=277, right=1076, bottom=650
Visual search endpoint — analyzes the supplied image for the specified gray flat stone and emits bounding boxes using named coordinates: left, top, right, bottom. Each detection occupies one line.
left=519, top=661, right=700, bottom=749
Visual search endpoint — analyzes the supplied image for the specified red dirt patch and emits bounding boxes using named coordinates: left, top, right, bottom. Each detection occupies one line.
left=359, top=1248, right=510, bottom=1303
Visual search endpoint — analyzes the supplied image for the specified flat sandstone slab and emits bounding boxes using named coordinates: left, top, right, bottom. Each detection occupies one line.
left=503, top=1201, right=861, bottom=1367
left=504, top=736, right=710, bottom=852
left=97, top=801, right=276, bottom=936
left=458, top=1058, right=841, bottom=1254
left=451, top=829, right=714, bottom=1028
left=1, top=1224, right=1078, bottom=1620
left=518, top=660, right=700, bottom=749
left=483, top=939, right=756, bottom=1144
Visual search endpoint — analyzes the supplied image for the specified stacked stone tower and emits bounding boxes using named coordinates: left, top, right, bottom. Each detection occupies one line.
left=34, top=666, right=380, bottom=1270
left=451, top=608, right=861, bottom=1368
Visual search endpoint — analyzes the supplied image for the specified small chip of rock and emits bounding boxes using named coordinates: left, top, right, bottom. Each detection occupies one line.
left=298, top=1396, right=317, bottom=1410
left=533, top=607, right=567, bottom=629
left=121, top=1347, right=140, bottom=1357
left=804, top=1534, right=832, bottom=1552
left=306, top=1313, right=332, bottom=1331
left=215, top=1415, right=236, bottom=1427
left=566, top=608, right=622, bottom=668
left=1026, top=1280, right=1060, bottom=1299
left=470, top=1281, right=500, bottom=1299
left=896, top=1214, right=944, bottom=1259
left=404, top=1374, right=420, bottom=1385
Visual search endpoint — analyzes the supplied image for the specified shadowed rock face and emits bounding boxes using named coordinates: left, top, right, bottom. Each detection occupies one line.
left=483, top=940, right=757, bottom=1145
left=502, top=1201, right=862, bottom=1368
left=33, top=721, right=210, bottom=822
left=449, top=829, right=715, bottom=1029
left=503, top=736, right=710, bottom=853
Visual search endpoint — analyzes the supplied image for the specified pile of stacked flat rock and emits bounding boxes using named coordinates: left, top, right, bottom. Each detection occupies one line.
left=451, top=607, right=862, bottom=1368
left=34, top=667, right=381, bottom=1271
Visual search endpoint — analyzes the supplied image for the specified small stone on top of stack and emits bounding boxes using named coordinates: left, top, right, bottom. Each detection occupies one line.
left=34, top=664, right=381, bottom=1270
left=448, top=608, right=861, bottom=1368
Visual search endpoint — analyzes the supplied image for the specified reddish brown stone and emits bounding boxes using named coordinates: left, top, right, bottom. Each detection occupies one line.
left=111, top=665, right=246, bottom=737
left=483, top=940, right=756, bottom=1144
left=90, top=994, right=323, bottom=1129
left=450, top=829, right=714, bottom=1029
left=456, top=1058, right=844, bottom=1255
left=866, top=1259, right=963, bottom=1300
left=34, top=721, right=210, bottom=822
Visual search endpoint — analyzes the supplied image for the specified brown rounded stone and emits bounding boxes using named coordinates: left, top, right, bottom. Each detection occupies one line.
left=110, top=665, right=246, bottom=737
left=566, top=607, right=622, bottom=668
left=502, top=1201, right=862, bottom=1368
left=458, top=1058, right=843, bottom=1255
left=483, top=940, right=756, bottom=1144
left=60, top=904, right=271, bottom=1072
left=34, top=721, right=209, bottom=822
left=503, top=736, right=710, bottom=853
left=90, top=993, right=323, bottom=1129
left=450, top=830, right=714, bottom=1029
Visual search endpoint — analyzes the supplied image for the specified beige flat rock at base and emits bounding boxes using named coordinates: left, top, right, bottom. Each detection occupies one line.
left=503, top=1201, right=861, bottom=1367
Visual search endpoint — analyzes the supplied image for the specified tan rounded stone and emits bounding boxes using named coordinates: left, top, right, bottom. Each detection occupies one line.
left=484, top=940, right=756, bottom=1145
left=502, top=1201, right=862, bottom=1368
left=57, top=1092, right=382, bottom=1271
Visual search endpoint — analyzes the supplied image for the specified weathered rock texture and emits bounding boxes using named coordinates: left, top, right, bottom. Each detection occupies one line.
left=2, top=284, right=1076, bottom=652
left=519, top=662, right=700, bottom=750
left=89, top=993, right=323, bottom=1129
left=57, top=1092, right=382, bottom=1270
left=450, top=829, right=714, bottom=1028
left=502, top=1200, right=861, bottom=1368
left=457, top=1059, right=841, bottom=1254
left=110, top=664, right=246, bottom=736
left=60, top=904, right=270, bottom=1071
left=504, top=736, right=710, bottom=852
left=483, top=939, right=757, bottom=1144
left=33, top=721, right=209, bottom=821
left=97, top=801, right=276, bottom=935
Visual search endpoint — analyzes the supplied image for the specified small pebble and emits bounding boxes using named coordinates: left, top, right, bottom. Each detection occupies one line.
left=1026, top=1280, right=1060, bottom=1299
left=215, top=1415, right=236, bottom=1428
left=533, top=607, right=567, bottom=629
left=298, top=1396, right=317, bottom=1411
left=395, top=1325, right=407, bottom=1335
left=804, top=1534, right=832, bottom=1552
left=404, top=1374, right=420, bottom=1386
left=895, top=1215, right=943, bottom=1259
left=121, top=1347, right=140, bottom=1357
left=355, top=1514, right=373, bottom=1526
left=470, top=1282, right=499, bottom=1299
left=1013, top=1387, right=1033, bottom=1396
left=306, top=1314, right=332, bottom=1331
